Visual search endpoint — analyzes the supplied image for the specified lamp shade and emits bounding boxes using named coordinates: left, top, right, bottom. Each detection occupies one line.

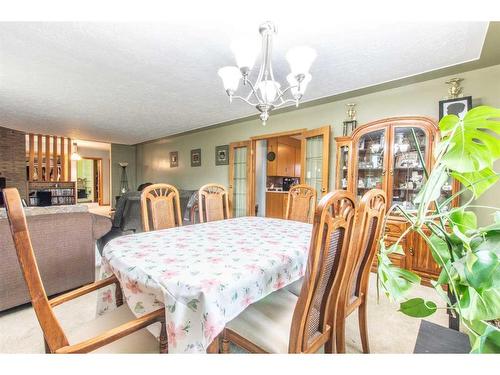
left=287, top=73, right=312, bottom=99
left=286, top=46, right=317, bottom=76
left=218, top=66, right=241, bottom=93
left=257, top=80, right=280, bottom=103
left=230, top=38, right=260, bottom=70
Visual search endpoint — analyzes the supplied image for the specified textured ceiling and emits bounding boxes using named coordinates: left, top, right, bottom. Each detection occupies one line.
left=0, top=21, right=488, bottom=144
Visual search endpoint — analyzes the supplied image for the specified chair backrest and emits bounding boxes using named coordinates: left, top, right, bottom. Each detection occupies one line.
left=285, top=184, right=317, bottom=224
left=344, top=189, right=386, bottom=309
left=2, top=188, right=69, bottom=352
left=289, top=190, right=356, bottom=353
left=198, top=183, right=230, bottom=223
left=140, top=184, right=182, bottom=232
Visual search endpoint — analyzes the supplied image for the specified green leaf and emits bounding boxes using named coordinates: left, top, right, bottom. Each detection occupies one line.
left=459, top=286, right=500, bottom=321
left=449, top=209, right=477, bottom=234
left=399, top=298, right=437, bottom=318
left=451, top=168, right=499, bottom=198
left=377, top=254, right=421, bottom=303
left=469, top=322, right=500, bottom=354
left=439, top=114, right=459, bottom=132
left=464, top=250, right=499, bottom=292
left=441, top=106, right=500, bottom=173
left=428, top=234, right=451, bottom=267
left=414, top=164, right=448, bottom=205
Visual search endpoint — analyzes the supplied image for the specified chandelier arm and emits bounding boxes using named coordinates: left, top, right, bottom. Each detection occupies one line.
left=245, top=79, right=263, bottom=104
left=273, top=98, right=299, bottom=108
left=273, top=84, right=299, bottom=103
left=232, top=95, right=259, bottom=107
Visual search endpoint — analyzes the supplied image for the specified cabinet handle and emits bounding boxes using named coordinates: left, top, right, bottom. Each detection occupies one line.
left=390, top=169, right=394, bottom=176
left=382, top=170, right=386, bottom=176
left=321, top=187, right=327, bottom=193
left=408, top=247, right=414, bottom=256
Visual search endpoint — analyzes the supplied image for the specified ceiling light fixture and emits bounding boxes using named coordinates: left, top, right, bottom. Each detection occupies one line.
left=218, top=21, right=317, bottom=125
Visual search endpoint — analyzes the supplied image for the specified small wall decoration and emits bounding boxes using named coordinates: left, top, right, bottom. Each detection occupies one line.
left=191, top=148, right=201, bottom=167
left=169, top=151, right=178, bottom=168
left=215, top=145, right=229, bottom=166
left=342, top=103, right=357, bottom=136
left=439, top=96, right=472, bottom=120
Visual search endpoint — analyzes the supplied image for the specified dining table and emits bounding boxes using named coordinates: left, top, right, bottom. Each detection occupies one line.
left=97, top=216, right=312, bottom=353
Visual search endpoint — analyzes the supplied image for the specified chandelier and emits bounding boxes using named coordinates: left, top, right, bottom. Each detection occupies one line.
left=217, top=21, right=317, bottom=125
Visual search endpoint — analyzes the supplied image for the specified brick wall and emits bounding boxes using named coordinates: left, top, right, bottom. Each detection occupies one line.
left=0, top=126, right=27, bottom=199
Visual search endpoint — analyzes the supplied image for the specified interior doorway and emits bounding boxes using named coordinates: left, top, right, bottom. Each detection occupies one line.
left=76, top=157, right=103, bottom=205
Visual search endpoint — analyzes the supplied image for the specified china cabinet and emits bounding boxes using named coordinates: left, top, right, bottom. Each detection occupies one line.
left=334, top=117, right=459, bottom=285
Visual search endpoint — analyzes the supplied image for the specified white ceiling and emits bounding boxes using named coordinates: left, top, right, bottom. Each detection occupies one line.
left=0, top=19, right=488, bottom=144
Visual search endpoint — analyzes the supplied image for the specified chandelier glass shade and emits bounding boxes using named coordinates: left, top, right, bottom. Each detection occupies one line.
left=217, top=21, right=317, bottom=125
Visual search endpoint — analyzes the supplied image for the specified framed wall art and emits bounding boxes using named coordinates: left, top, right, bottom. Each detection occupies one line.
left=191, top=148, right=201, bottom=167
left=439, top=96, right=472, bottom=120
left=169, top=151, right=178, bottom=168
left=215, top=145, right=229, bottom=166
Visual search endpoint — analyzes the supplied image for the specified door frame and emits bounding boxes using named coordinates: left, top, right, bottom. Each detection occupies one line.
left=78, top=157, right=103, bottom=205
left=247, top=126, right=330, bottom=216
left=228, top=141, right=252, bottom=216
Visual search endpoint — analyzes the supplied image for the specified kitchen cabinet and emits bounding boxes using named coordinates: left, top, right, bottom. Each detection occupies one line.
left=267, top=138, right=277, bottom=176
left=267, top=136, right=301, bottom=177
left=276, top=143, right=295, bottom=177
left=265, top=192, right=288, bottom=219
left=294, top=147, right=301, bottom=177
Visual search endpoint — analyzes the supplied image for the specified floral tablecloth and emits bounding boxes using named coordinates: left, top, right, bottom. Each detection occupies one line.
left=97, top=216, right=312, bottom=353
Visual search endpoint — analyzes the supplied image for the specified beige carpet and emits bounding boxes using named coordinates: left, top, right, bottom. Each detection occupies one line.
left=0, top=271, right=448, bottom=354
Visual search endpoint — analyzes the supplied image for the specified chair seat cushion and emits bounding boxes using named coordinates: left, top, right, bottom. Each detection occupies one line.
left=285, top=278, right=303, bottom=297
left=67, top=305, right=160, bottom=353
left=226, top=289, right=298, bottom=353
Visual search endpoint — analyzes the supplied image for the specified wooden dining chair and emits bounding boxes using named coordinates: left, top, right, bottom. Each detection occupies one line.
left=2, top=187, right=168, bottom=354
left=140, top=183, right=182, bottom=232
left=335, top=189, right=386, bottom=353
left=285, top=184, right=317, bottom=223
left=221, top=190, right=357, bottom=353
left=198, top=183, right=230, bottom=223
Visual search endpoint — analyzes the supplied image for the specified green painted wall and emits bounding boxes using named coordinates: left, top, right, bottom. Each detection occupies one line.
left=111, top=143, right=137, bottom=207
left=135, top=63, right=500, bottom=225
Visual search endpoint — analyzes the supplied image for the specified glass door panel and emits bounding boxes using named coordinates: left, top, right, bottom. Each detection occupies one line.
left=391, top=127, right=427, bottom=210
left=301, top=126, right=330, bottom=200
left=338, top=145, right=349, bottom=190
left=229, top=141, right=250, bottom=217
left=355, top=129, right=386, bottom=200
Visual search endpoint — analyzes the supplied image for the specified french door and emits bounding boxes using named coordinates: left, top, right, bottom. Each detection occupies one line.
left=228, top=141, right=252, bottom=217
left=301, top=126, right=330, bottom=198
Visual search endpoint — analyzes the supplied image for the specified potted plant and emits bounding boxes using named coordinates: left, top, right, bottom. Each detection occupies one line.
left=377, top=106, right=500, bottom=353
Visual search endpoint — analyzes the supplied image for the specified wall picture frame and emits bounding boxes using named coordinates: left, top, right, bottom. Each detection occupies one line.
left=169, top=151, right=178, bottom=168
left=215, top=145, right=229, bottom=166
left=191, top=148, right=201, bottom=167
left=439, top=96, right=472, bottom=120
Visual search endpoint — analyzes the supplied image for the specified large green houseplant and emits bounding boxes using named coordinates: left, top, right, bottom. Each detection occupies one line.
left=377, top=105, right=500, bottom=353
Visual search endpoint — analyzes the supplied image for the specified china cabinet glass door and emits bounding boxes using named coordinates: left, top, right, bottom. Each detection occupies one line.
left=338, top=145, right=350, bottom=190
left=229, top=141, right=251, bottom=217
left=390, top=127, right=427, bottom=210
left=354, top=129, right=386, bottom=200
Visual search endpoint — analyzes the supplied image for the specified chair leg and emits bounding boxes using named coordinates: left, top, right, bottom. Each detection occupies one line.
left=358, top=301, right=370, bottom=354
left=221, top=330, right=230, bottom=353
left=159, top=320, right=169, bottom=354
left=114, top=281, right=123, bottom=307
left=324, top=337, right=334, bottom=354
left=44, top=338, right=51, bottom=354
left=335, top=316, right=346, bottom=354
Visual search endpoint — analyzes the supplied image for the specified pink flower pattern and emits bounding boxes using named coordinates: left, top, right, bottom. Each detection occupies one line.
left=97, top=216, right=312, bottom=353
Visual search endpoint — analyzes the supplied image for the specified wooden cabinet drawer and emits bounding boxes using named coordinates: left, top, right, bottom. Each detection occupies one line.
left=384, top=219, right=407, bottom=240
